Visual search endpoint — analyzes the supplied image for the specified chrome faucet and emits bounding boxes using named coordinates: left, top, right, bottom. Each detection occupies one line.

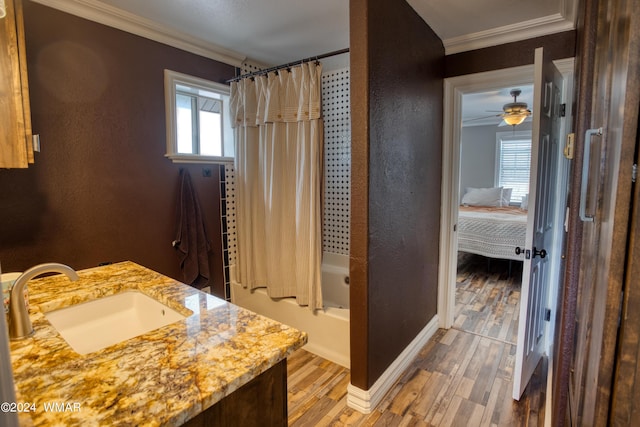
left=8, top=263, right=79, bottom=340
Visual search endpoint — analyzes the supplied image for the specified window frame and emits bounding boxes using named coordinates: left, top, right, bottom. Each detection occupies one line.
left=494, top=130, right=532, bottom=204
left=164, top=69, right=234, bottom=164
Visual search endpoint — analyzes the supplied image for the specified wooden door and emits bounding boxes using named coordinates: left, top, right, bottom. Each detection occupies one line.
left=512, top=47, right=563, bottom=400
left=563, top=0, right=640, bottom=424
left=610, top=132, right=640, bottom=423
left=0, top=0, right=33, bottom=168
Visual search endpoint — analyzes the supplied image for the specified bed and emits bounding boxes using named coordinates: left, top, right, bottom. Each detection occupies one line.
left=457, top=205, right=528, bottom=261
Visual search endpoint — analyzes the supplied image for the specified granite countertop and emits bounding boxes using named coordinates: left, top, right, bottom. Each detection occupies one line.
left=8, top=261, right=307, bottom=426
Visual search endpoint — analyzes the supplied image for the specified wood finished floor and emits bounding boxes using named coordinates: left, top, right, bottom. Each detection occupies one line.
left=453, top=252, right=522, bottom=344
left=287, top=253, right=545, bottom=426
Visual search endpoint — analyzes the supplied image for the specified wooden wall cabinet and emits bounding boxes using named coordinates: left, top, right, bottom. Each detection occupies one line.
left=0, top=0, right=34, bottom=168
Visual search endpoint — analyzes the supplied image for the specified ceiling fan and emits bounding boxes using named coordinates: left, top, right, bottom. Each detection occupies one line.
left=465, top=88, right=532, bottom=127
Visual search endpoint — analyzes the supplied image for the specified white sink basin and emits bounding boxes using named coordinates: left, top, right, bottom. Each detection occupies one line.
left=44, top=291, right=188, bottom=355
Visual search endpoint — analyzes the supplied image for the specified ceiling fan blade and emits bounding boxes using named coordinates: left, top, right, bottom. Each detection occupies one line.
left=464, top=114, right=501, bottom=122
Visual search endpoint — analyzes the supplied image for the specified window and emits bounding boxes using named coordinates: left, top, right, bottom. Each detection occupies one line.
left=164, top=70, right=234, bottom=163
left=495, top=131, right=532, bottom=203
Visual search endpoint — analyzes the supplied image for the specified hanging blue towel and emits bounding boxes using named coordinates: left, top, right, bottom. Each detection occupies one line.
left=173, top=169, right=210, bottom=287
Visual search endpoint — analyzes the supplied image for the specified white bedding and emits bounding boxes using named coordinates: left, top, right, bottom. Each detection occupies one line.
left=457, top=206, right=527, bottom=261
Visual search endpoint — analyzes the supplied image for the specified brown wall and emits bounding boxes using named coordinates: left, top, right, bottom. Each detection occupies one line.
left=350, top=0, right=444, bottom=388
left=445, top=31, right=577, bottom=78
left=445, top=30, right=576, bottom=77
left=0, top=2, right=233, bottom=297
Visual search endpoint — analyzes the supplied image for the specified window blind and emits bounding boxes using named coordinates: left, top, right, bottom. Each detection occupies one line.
left=498, top=138, right=531, bottom=202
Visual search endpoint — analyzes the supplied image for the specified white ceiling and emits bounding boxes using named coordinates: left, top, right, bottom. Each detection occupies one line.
left=89, top=0, right=349, bottom=67
left=34, top=0, right=577, bottom=65
left=407, top=0, right=576, bottom=53
left=32, top=0, right=575, bottom=127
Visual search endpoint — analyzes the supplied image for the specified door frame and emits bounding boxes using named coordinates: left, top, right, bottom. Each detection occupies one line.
left=438, top=58, right=575, bottom=339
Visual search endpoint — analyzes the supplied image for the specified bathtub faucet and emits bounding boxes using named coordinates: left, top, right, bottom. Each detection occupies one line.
left=8, top=263, right=79, bottom=340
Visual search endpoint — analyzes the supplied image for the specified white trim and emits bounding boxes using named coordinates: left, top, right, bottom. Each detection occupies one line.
left=444, top=13, right=574, bottom=55
left=30, top=0, right=246, bottom=66
left=439, top=64, right=536, bottom=329
left=562, top=0, right=579, bottom=28
left=164, top=70, right=235, bottom=163
left=544, top=58, right=574, bottom=359
left=438, top=77, right=462, bottom=328
left=545, top=349, right=554, bottom=427
left=346, top=315, right=439, bottom=414
left=553, top=58, right=576, bottom=76
left=164, top=154, right=234, bottom=165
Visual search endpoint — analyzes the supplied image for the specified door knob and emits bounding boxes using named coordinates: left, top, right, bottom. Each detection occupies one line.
left=515, top=246, right=531, bottom=259
left=533, top=247, right=547, bottom=259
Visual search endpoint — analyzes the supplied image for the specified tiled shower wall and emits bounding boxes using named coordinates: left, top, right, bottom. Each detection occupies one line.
left=239, top=60, right=270, bottom=75
left=219, top=164, right=236, bottom=299
left=321, top=68, right=351, bottom=255
left=220, top=66, right=351, bottom=299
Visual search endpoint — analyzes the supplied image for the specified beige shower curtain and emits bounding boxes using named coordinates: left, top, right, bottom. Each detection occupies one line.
left=230, top=62, right=323, bottom=310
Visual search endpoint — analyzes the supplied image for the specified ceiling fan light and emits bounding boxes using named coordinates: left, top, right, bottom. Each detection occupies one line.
left=503, top=114, right=527, bottom=126
left=503, top=102, right=529, bottom=113
left=501, top=89, right=531, bottom=126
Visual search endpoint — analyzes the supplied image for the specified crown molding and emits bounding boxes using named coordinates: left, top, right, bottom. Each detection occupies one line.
left=30, top=0, right=246, bottom=67
left=444, top=12, right=575, bottom=55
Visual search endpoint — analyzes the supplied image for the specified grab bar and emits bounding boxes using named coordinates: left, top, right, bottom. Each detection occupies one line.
left=579, top=127, right=603, bottom=222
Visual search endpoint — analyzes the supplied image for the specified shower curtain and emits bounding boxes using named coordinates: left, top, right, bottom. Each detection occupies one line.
left=230, top=62, right=323, bottom=310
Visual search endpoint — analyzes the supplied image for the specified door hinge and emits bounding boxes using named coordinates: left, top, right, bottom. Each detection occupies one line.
left=632, top=164, right=637, bottom=183
left=544, top=308, right=551, bottom=322
left=560, top=103, right=566, bottom=117
left=453, top=223, right=457, bottom=232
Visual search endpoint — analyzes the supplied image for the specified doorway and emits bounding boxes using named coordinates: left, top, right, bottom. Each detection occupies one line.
left=438, top=59, right=574, bottom=407
left=453, top=87, right=533, bottom=342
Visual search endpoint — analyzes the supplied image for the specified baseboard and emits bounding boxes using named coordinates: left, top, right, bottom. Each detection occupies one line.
left=346, top=315, right=439, bottom=414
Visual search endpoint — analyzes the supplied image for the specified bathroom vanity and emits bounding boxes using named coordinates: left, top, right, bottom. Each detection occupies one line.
left=8, top=261, right=306, bottom=426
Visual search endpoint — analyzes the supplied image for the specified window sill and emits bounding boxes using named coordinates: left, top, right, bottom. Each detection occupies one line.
left=166, top=153, right=234, bottom=165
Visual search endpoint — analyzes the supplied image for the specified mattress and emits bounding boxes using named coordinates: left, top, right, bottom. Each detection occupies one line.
left=457, top=206, right=528, bottom=261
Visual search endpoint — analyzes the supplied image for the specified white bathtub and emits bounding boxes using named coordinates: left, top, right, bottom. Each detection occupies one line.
left=230, top=252, right=350, bottom=368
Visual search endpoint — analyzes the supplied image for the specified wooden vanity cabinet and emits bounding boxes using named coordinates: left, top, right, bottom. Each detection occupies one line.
left=0, top=0, right=34, bottom=169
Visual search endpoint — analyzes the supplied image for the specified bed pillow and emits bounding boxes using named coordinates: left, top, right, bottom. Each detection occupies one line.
left=502, top=188, right=513, bottom=206
left=462, top=187, right=503, bottom=207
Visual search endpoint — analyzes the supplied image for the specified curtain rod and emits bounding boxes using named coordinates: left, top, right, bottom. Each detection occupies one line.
left=226, top=48, right=349, bottom=83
